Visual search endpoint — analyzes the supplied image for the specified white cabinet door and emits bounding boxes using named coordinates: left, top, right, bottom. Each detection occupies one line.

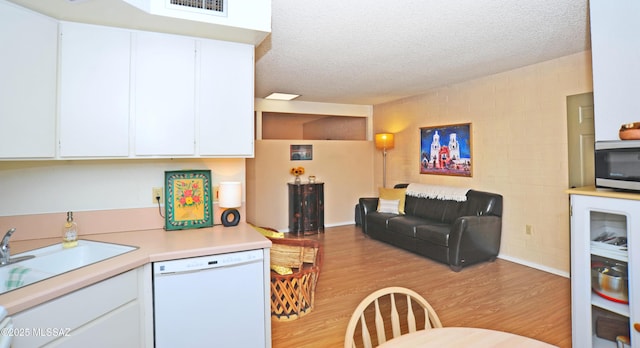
left=590, top=0, right=640, bottom=141
left=45, top=302, right=141, bottom=348
left=59, top=22, right=131, bottom=157
left=570, top=194, right=640, bottom=347
left=12, top=269, right=140, bottom=348
left=134, top=32, right=196, bottom=156
left=198, top=39, right=254, bottom=157
left=0, top=1, right=57, bottom=158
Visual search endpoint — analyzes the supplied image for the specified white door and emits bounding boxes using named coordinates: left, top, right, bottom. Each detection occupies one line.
left=567, top=92, right=595, bottom=188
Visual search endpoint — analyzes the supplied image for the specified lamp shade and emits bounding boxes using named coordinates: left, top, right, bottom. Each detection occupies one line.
left=218, top=181, right=242, bottom=208
left=375, top=133, right=395, bottom=150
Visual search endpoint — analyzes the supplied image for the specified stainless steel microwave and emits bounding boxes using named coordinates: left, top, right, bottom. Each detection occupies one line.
left=595, top=140, right=640, bottom=191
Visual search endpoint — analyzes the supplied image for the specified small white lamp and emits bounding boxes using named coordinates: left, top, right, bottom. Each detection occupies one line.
left=218, top=181, right=242, bottom=227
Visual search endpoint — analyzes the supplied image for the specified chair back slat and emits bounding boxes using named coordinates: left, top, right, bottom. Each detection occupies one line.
left=406, top=294, right=417, bottom=332
left=374, top=299, right=386, bottom=344
left=344, top=287, right=442, bottom=348
left=390, top=294, right=401, bottom=338
left=360, top=314, right=372, bottom=348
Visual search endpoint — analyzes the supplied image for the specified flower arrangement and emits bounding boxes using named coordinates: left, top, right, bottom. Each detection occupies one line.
left=175, top=180, right=203, bottom=208
left=290, top=166, right=305, bottom=184
left=290, top=167, right=305, bottom=176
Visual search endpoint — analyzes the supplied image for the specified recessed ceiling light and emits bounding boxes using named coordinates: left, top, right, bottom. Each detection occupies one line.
left=265, top=93, right=300, bottom=101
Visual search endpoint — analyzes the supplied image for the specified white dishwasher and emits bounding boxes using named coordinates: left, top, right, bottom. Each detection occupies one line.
left=153, top=249, right=267, bottom=348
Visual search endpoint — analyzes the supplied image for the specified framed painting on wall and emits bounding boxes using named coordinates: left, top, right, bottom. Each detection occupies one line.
left=420, top=123, right=472, bottom=177
left=164, top=170, right=214, bottom=230
left=290, top=144, right=313, bottom=160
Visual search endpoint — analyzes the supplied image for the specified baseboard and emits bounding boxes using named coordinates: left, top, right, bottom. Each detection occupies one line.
left=325, top=221, right=356, bottom=228
left=282, top=221, right=357, bottom=233
left=498, top=254, right=570, bottom=278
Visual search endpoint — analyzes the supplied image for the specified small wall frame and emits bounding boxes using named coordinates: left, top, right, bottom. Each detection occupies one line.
left=290, top=144, right=313, bottom=160
left=164, top=170, right=214, bottom=230
left=420, top=123, right=472, bottom=177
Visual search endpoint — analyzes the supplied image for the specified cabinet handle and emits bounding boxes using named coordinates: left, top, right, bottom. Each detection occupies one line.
left=634, top=323, right=640, bottom=332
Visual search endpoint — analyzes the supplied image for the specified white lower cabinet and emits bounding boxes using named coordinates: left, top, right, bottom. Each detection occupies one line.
left=12, top=268, right=147, bottom=348
left=45, top=301, right=140, bottom=347
left=570, top=192, right=640, bottom=347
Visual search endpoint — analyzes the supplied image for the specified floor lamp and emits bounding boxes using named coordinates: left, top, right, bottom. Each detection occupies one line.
left=375, top=133, right=395, bottom=188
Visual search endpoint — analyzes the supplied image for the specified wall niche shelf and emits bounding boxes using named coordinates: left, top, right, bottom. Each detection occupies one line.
left=261, top=112, right=366, bottom=141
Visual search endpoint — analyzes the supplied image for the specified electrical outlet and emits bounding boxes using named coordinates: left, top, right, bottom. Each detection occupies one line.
left=152, top=187, right=163, bottom=204
left=525, top=224, right=533, bottom=236
left=213, top=185, right=219, bottom=202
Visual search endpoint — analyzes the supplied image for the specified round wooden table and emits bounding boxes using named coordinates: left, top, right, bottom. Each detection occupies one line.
left=376, top=327, right=557, bottom=348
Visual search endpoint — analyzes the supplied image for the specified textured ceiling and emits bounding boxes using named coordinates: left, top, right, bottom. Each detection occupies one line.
left=7, top=0, right=591, bottom=106
left=255, top=0, right=591, bottom=105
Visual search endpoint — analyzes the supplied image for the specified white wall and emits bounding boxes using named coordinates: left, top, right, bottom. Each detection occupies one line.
left=0, top=159, right=245, bottom=216
left=249, top=99, right=375, bottom=230
left=246, top=140, right=374, bottom=231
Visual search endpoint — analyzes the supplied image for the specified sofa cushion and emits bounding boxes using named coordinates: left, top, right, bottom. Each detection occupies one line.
left=441, top=200, right=467, bottom=223
left=386, top=215, right=429, bottom=238
left=405, top=196, right=448, bottom=221
left=378, top=187, right=407, bottom=214
left=406, top=196, right=463, bottom=223
left=366, top=212, right=398, bottom=230
left=415, top=223, right=452, bottom=247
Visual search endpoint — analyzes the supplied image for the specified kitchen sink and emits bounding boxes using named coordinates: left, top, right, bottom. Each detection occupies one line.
left=0, top=240, right=137, bottom=294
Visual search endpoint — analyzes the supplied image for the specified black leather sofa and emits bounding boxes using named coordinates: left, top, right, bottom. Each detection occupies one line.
left=358, top=184, right=503, bottom=271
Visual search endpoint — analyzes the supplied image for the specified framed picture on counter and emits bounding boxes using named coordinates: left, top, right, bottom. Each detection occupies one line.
left=164, top=170, right=214, bottom=231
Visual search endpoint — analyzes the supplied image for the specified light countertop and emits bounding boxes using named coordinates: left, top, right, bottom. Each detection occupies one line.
left=566, top=185, right=640, bottom=201
left=0, top=222, right=271, bottom=315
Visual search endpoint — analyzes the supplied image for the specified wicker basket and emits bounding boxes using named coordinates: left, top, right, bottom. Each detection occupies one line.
left=268, top=236, right=323, bottom=321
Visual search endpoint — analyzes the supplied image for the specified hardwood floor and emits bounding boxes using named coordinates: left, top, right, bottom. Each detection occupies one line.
left=271, top=225, right=572, bottom=348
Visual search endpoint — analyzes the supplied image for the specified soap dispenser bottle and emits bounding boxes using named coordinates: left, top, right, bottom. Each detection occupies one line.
left=62, top=211, right=78, bottom=249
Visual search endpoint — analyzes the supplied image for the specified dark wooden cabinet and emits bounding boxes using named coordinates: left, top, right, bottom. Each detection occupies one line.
left=288, top=183, right=324, bottom=235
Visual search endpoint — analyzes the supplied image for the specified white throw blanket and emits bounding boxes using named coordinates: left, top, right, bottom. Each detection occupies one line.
left=406, top=183, right=470, bottom=202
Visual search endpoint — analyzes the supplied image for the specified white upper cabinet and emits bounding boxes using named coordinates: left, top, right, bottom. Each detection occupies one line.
left=1, top=0, right=256, bottom=160
left=590, top=0, right=640, bottom=141
left=0, top=1, right=57, bottom=158
left=58, top=22, right=132, bottom=157
left=198, top=40, right=254, bottom=157
left=133, top=32, right=197, bottom=156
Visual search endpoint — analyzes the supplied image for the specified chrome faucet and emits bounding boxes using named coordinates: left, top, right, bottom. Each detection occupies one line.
left=0, top=228, right=16, bottom=265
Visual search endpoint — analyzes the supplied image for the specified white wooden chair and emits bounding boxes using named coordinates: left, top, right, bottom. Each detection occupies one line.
left=344, top=287, right=442, bottom=348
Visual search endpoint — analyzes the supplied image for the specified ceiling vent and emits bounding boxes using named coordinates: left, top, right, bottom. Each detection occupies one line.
left=166, top=0, right=227, bottom=17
